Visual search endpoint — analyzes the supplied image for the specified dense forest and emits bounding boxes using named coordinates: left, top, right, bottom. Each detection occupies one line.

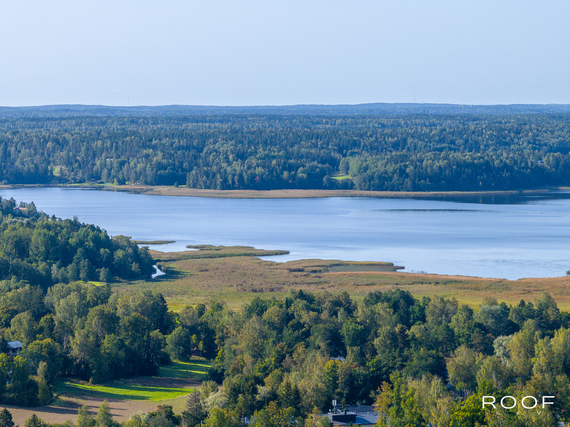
left=172, top=290, right=570, bottom=427
left=0, top=198, right=161, bottom=406
left=2, top=113, right=570, bottom=191
left=0, top=197, right=154, bottom=288
left=5, top=286, right=570, bottom=426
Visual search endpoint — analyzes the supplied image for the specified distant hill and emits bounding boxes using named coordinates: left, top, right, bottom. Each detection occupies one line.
left=1, top=103, right=570, bottom=118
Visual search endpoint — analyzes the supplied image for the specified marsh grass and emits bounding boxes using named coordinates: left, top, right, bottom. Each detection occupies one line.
left=133, top=240, right=176, bottom=245
left=115, top=248, right=570, bottom=311
left=104, top=185, right=561, bottom=200
left=152, top=245, right=289, bottom=262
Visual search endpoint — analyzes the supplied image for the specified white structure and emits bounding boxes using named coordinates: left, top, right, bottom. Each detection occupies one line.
left=7, top=341, right=22, bottom=356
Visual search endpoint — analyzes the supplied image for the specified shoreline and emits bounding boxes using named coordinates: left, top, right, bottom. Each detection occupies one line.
left=0, top=184, right=567, bottom=280
left=0, top=183, right=567, bottom=200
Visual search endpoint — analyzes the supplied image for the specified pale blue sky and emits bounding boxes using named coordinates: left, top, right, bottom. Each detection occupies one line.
left=1, top=0, right=569, bottom=106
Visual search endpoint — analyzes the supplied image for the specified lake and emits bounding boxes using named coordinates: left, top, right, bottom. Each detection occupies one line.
left=0, top=187, right=569, bottom=280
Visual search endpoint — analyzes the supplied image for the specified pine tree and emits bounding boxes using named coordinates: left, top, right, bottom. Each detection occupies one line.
left=0, top=409, right=15, bottom=427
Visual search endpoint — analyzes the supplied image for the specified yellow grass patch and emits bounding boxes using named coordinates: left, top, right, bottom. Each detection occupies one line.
left=115, top=248, right=570, bottom=311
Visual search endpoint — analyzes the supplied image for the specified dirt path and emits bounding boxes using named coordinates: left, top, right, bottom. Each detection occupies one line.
left=2, top=398, right=164, bottom=425
left=2, top=376, right=200, bottom=425
left=2, top=394, right=192, bottom=425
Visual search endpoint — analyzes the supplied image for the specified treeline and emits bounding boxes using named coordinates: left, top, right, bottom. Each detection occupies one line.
left=166, top=289, right=570, bottom=427
left=0, top=196, right=154, bottom=288
left=2, top=114, right=570, bottom=190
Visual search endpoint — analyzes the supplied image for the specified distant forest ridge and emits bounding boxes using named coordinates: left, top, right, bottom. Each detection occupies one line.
left=2, top=111, right=570, bottom=191
left=1, top=103, right=570, bottom=118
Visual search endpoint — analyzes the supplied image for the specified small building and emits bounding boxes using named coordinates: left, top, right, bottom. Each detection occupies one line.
left=320, top=405, right=379, bottom=426
left=328, top=410, right=357, bottom=423
left=7, top=341, right=22, bottom=357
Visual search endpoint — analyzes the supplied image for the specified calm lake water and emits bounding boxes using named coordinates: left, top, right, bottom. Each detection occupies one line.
left=0, top=187, right=569, bottom=280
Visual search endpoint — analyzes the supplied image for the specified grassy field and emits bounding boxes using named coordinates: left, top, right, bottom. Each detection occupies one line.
left=160, top=360, right=211, bottom=380
left=56, top=381, right=190, bottom=401
left=54, top=360, right=210, bottom=402
left=0, top=359, right=212, bottom=426
left=114, top=247, right=570, bottom=311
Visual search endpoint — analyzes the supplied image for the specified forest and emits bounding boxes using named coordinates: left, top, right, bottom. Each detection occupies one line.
left=1, top=113, right=570, bottom=191
left=174, top=290, right=570, bottom=427
left=0, top=197, right=154, bottom=288
left=0, top=197, right=162, bottom=405
left=4, top=282, right=570, bottom=426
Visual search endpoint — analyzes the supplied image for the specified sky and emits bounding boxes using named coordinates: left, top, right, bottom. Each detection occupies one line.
left=1, top=0, right=569, bottom=107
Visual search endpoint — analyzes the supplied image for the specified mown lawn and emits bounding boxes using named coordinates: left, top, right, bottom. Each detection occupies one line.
left=56, top=381, right=191, bottom=401
left=55, top=359, right=210, bottom=401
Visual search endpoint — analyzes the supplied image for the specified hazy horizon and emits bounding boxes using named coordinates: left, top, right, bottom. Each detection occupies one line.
left=2, top=1, right=569, bottom=107
left=5, top=101, right=570, bottom=108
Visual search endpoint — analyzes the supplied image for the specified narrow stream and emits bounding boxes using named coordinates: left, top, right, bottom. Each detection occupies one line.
left=151, top=265, right=165, bottom=279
